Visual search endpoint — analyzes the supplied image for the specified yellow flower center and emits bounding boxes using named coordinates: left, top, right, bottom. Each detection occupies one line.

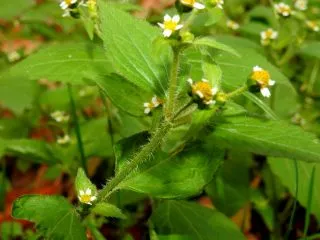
left=65, top=0, right=73, bottom=5
left=251, top=70, right=271, bottom=87
left=79, top=194, right=92, bottom=203
left=192, top=81, right=213, bottom=102
left=181, top=0, right=196, bottom=6
left=265, top=29, right=274, bottom=38
left=279, top=5, right=291, bottom=14
left=307, top=21, right=318, bottom=29
left=164, top=21, right=178, bottom=31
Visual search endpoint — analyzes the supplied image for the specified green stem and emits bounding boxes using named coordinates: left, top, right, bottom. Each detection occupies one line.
left=165, top=47, right=182, bottom=121
left=225, top=85, right=248, bottom=99
left=307, top=60, right=320, bottom=94
left=181, top=9, right=198, bottom=32
left=98, top=121, right=172, bottom=202
left=285, top=160, right=299, bottom=240
left=303, top=165, right=316, bottom=239
left=67, top=83, right=87, bottom=174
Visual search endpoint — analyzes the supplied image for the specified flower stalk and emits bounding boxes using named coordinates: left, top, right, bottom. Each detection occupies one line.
left=165, top=47, right=182, bottom=121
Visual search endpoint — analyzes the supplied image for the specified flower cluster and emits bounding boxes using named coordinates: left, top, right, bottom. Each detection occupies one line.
left=78, top=188, right=97, bottom=205
left=59, top=0, right=79, bottom=17
left=57, top=134, right=71, bottom=145
left=210, top=0, right=224, bottom=9
left=188, top=78, right=218, bottom=105
left=306, top=20, right=319, bottom=32
left=144, top=96, right=162, bottom=114
left=51, top=110, right=70, bottom=123
left=180, top=0, right=205, bottom=9
left=226, top=20, right=240, bottom=30
left=249, top=66, right=275, bottom=98
left=294, top=0, right=307, bottom=11
left=260, top=28, right=278, bottom=46
left=274, top=2, right=292, bottom=17
left=158, top=15, right=184, bottom=38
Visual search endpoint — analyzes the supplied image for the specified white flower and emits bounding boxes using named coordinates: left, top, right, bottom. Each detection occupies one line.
left=274, top=2, right=292, bottom=17
left=250, top=66, right=275, bottom=98
left=158, top=14, right=184, bottom=37
left=294, top=0, right=307, bottom=11
left=51, top=111, right=70, bottom=123
left=59, top=0, right=77, bottom=10
left=226, top=20, right=240, bottom=30
left=260, top=28, right=278, bottom=46
left=306, top=20, right=319, bottom=32
left=180, top=0, right=205, bottom=9
left=57, top=134, right=71, bottom=145
left=7, top=51, right=20, bottom=62
left=211, top=0, right=224, bottom=9
left=188, top=78, right=218, bottom=105
left=143, top=96, right=162, bottom=114
left=78, top=188, right=97, bottom=205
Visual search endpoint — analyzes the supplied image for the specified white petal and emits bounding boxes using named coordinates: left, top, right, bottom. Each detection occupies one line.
left=187, top=78, right=193, bottom=85
left=260, top=32, right=267, bottom=39
left=201, top=78, right=208, bottom=82
left=269, top=79, right=276, bottom=86
left=271, top=31, right=278, bottom=39
left=60, top=2, right=68, bottom=9
left=253, top=66, right=262, bottom=72
left=196, top=90, right=204, bottom=98
left=217, top=4, right=223, bottom=9
left=172, top=15, right=180, bottom=23
left=157, top=23, right=165, bottom=29
left=87, top=202, right=92, bottom=205
left=163, top=29, right=172, bottom=37
left=175, top=24, right=184, bottom=30
left=79, top=190, right=84, bottom=195
left=193, top=2, right=205, bottom=9
left=144, top=108, right=151, bottom=114
left=164, top=14, right=171, bottom=22
left=71, top=0, right=77, bottom=3
left=86, top=188, right=92, bottom=195
left=260, top=87, right=271, bottom=97
left=212, top=87, right=219, bottom=95
left=90, top=196, right=97, bottom=201
left=152, top=96, right=159, bottom=105
left=205, top=100, right=216, bottom=105
left=143, top=102, right=150, bottom=107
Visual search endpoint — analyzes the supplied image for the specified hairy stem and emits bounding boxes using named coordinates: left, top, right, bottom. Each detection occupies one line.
left=225, top=85, right=248, bottom=99
left=165, top=47, right=182, bottom=121
left=98, top=121, right=172, bottom=201
left=67, top=83, right=87, bottom=174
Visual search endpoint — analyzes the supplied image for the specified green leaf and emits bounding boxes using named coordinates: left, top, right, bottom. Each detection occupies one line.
left=152, top=200, right=245, bottom=240
left=193, top=37, right=240, bottom=57
left=4, top=139, right=59, bottom=165
left=92, top=202, right=126, bottom=219
left=8, top=42, right=110, bottom=84
left=0, top=119, right=28, bottom=139
left=0, top=74, right=38, bottom=114
left=251, top=189, right=274, bottom=231
left=75, top=168, right=97, bottom=195
left=80, top=118, right=113, bottom=158
left=98, top=3, right=170, bottom=94
left=206, top=151, right=251, bottom=216
left=207, top=114, right=320, bottom=163
left=299, top=42, right=320, bottom=59
left=268, top=158, right=320, bottom=220
left=0, top=0, right=34, bottom=20
left=0, top=222, right=23, bottom=240
left=158, top=235, right=192, bottom=240
left=116, top=135, right=223, bottom=198
left=12, top=195, right=86, bottom=239
left=95, top=73, right=153, bottom=116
